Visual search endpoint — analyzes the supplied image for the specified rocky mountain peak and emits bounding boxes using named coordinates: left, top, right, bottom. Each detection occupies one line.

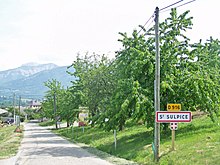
left=0, top=63, right=59, bottom=84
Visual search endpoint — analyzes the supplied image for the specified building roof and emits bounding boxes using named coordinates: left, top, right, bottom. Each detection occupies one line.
left=0, top=109, right=8, bottom=115
left=30, top=100, right=41, bottom=106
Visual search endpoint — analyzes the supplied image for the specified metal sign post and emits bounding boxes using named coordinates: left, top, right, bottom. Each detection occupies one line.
left=114, top=130, right=117, bottom=150
left=167, top=104, right=181, bottom=151
left=170, top=123, right=178, bottom=151
left=172, top=129, right=175, bottom=151
left=71, top=125, right=74, bottom=139
left=156, top=103, right=192, bottom=151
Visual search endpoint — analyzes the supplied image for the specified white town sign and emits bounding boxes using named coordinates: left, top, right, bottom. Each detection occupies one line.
left=156, top=111, right=192, bottom=123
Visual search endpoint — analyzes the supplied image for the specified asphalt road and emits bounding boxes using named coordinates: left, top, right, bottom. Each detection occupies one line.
left=14, top=121, right=114, bottom=165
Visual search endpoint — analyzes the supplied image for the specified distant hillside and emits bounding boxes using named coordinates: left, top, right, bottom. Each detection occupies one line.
left=0, top=63, right=76, bottom=99
left=0, top=63, right=58, bottom=84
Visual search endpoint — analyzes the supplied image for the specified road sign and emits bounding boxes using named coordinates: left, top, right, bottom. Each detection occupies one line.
left=167, top=104, right=181, bottom=112
left=79, top=113, right=88, bottom=122
left=156, top=111, right=192, bottom=123
left=170, top=122, right=178, bottom=130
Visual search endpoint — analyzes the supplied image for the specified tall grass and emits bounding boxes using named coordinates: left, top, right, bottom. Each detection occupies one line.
left=0, top=125, right=23, bottom=159
left=53, top=115, right=220, bottom=165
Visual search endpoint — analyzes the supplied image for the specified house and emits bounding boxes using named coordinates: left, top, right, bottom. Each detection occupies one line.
left=29, top=100, right=41, bottom=109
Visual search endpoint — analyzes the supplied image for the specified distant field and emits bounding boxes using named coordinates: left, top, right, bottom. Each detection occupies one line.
left=0, top=125, right=23, bottom=159
left=51, top=115, right=220, bottom=165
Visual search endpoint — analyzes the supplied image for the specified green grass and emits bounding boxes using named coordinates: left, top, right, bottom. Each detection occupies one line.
left=39, top=120, right=55, bottom=126
left=158, top=116, right=220, bottom=165
left=52, top=115, right=220, bottom=165
left=0, top=125, right=23, bottom=159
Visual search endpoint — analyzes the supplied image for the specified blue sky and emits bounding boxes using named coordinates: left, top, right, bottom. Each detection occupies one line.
left=0, top=0, right=219, bottom=71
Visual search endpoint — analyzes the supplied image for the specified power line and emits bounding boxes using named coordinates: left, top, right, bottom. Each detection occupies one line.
left=159, top=8, right=173, bottom=14
left=137, top=13, right=154, bottom=35
left=138, top=0, right=196, bottom=35
left=145, top=19, right=154, bottom=32
left=117, top=0, right=197, bottom=53
left=173, top=0, right=196, bottom=9
left=160, top=0, right=196, bottom=13
left=160, top=0, right=184, bottom=11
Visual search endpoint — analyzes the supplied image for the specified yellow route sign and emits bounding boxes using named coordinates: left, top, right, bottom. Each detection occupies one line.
left=167, top=104, right=181, bottom=112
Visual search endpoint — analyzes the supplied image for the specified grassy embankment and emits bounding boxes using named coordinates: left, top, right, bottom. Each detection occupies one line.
left=39, top=120, right=55, bottom=127
left=49, top=115, right=220, bottom=165
left=0, top=125, right=23, bottom=159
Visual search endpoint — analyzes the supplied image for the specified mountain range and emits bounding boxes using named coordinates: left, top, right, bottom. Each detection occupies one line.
left=0, top=63, right=76, bottom=99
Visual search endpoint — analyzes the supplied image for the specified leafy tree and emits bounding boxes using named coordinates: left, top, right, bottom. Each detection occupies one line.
left=68, top=53, right=115, bottom=127
left=103, top=8, right=220, bottom=131
left=58, top=88, right=79, bottom=127
left=102, top=30, right=155, bottom=130
left=50, top=8, right=220, bottom=132
left=23, top=108, right=35, bottom=120
left=184, top=38, right=220, bottom=120
left=42, top=79, right=63, bottom=129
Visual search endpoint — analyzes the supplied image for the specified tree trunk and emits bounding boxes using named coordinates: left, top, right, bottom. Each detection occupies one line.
left=67, top=120, right=70, bottom=127
left=119, top=119, right=125, bottom=131
left=55, top=121, right=58, bottom=129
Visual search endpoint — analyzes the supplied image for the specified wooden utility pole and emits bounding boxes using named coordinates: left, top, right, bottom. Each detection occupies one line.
left=18, top=96, right=21, bottom=126
left=154, top=6, right=160, bottom=162
left=53, top=92, right=57, bottom=129
left=13, top=93, right=16, bottom=124
left=19, top=96, right=21, bottom=114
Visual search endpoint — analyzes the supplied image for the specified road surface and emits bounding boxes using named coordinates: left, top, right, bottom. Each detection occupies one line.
left=15, top=121, right=114, bottom=165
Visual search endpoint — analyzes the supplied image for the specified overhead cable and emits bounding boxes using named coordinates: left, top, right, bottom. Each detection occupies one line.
left=160, top=0, right=184, bottom=11
left=137, top=13, right=154, bottom=35
left=173, top=0, right=196, bottom=9
left=160, top=0, right=196, bottom=13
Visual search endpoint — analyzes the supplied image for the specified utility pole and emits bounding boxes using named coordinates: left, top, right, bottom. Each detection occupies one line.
left=13, top=93, right=16, bottom=124
left=18, top=96, right=21, bottom=126
left=53, top=92, right=58, bottom=129
left=154, top=6, right=160, bottom=162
